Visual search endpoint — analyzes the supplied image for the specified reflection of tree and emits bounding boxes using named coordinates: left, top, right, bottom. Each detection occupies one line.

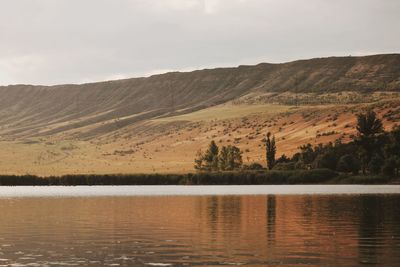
left=206, top=196, right=219, bottom=238
left=221, top=196, right=242, bottom=229
left=358, top=195, right=383, bottom=265
left=206, top=196, right=241, bottom=229
left=267, top=195, right=276, bottom=244
left=302, top=196, right=313, bottom=220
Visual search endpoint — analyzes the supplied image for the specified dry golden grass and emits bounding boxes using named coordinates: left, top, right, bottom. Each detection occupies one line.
left=156, top=103, right=292, bottom=122
left=0, top=100, right=398, bottom=176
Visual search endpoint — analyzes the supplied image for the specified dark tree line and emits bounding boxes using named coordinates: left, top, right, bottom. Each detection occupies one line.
left=194, top=110, right=400, bottom=177
left=274, top=110, right=400, bottom=176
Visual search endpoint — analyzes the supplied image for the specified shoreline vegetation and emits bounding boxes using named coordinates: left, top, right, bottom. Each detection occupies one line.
left=192, top=110, right=400, bottom=183
left=1, top=110, right=399, bottom=186
left=0, top=169, right=397, bottom=186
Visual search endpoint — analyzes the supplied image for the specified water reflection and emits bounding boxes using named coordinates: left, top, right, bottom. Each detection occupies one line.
left=0, top=195, right=399, bottom=266
left=267, top=195, right=276, bottom=244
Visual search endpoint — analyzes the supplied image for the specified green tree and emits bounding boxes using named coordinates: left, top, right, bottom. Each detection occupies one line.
left=218, top=146, right=230, bottom=171
left=194, top=149, right=204, bottom=170
left=265, top=132, right=276, bottom=170
left=313, top=151, right=337, bottom=171
left=368, top=154, right=384, bottom=174
left=384, top=126, right=400, bottom=176
left=337, top=154, right=361, bottom=174
left=219, top=145, right=243, bottom=170
left=382, top=156, right=398, bottom=176
left=276, top=154, right=290, bottom=164
left=355, top=110, right=384, bottom=174
left=298, top=143, right=315, bottom=168
left=388, top=126, right=400, bottom=154
left=203, top=141, right=219, bottom=171
left=226, top=145, right=243, bottom=170
left=356, top=110, right=383, bottom=137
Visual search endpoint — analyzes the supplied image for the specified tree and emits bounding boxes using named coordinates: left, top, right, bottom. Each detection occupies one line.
left=382, top=156, right=398, bottom=176
left=203, top=141, right=219, bottom=171
left=194, top=142, right=242, bottom=172
left=218, top=146, right=229, bottom=171
left=383, top=126, right=400, bottom=176
left=356, top=110, right=383, bottom=137
left=265, top=132, right=276, bottom=170
left=337, top=154, right=361, bottom=174
left=368, top=154, right=384, bottom=174
left=355, top=110, right=384, bottom=174
left=226, top=145, right=243, bottom=170
left=385, top=126, right=400, bottom=156
left=219, top=145, right=243, bottom=170
left=276, top=154, right=290, bottom=164
left=298, top=143, right=315, bottom=167
left=313, top=151, right=337, bottom=171
left=194, top=149, right=204, bottom=170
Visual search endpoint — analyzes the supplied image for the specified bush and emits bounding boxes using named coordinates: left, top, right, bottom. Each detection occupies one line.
left=336, top=175, right=391, bottom=184
left=276, top=154, right=290, bottom=164
left=295, top=161, right=307, bottom=170
left=243, top=163, right=264, bottom=170
left=287, top=169, right=338, bottom=184
left=273, top=162, right=296, bottom=171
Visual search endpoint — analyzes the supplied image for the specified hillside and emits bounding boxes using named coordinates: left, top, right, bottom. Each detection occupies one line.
left=0, top=54, right=399, bottom=139
left=0, top=54, right=399, bottom=175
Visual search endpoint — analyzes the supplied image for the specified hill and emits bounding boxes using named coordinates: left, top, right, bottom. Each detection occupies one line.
left=0, top=54, right=399, bottom=175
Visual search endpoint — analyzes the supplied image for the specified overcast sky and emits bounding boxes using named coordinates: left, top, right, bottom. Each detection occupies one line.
left=0, top=0, right=399, bottom=85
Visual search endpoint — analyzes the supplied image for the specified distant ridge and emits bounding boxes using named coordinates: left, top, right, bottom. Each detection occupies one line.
left=0, top=54, right=399, bottom=138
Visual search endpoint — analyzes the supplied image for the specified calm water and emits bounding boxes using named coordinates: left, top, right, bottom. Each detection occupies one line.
left=0, top=186, right=399, bottom=266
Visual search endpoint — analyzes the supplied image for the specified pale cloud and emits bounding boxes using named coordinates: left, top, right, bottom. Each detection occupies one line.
left=0, top=0, right=399, bottom=85
left=0, top=54, right=46, bottom=85
left=154, top=0, right=200, bottom=11
left=204, top=0, right=221, bottom=14
left=151, top=0, right=224, bottom=14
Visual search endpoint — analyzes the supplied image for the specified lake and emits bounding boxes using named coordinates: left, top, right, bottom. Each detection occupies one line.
left=0, top=185, right=399, bottom=266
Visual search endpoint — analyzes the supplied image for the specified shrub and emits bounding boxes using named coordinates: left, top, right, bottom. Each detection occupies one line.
left=337, top=175, right=390, bottom=184
left=287, top=169, right=337, bottom=184
left=273, top=162, right=296, bottom=171
left=276, top=154, right=290, bottom=164
left=243, top=163, right=264, bottom=170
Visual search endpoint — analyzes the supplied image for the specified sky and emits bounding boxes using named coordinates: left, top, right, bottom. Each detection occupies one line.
left=0, top=0, right=399, bottom=85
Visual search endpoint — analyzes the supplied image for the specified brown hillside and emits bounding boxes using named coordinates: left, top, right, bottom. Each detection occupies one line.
left=0, top=54, right=399, bottom=139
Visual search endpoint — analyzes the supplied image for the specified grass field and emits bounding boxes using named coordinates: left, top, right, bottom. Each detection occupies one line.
left=156, top=103, right=293, bottom=122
